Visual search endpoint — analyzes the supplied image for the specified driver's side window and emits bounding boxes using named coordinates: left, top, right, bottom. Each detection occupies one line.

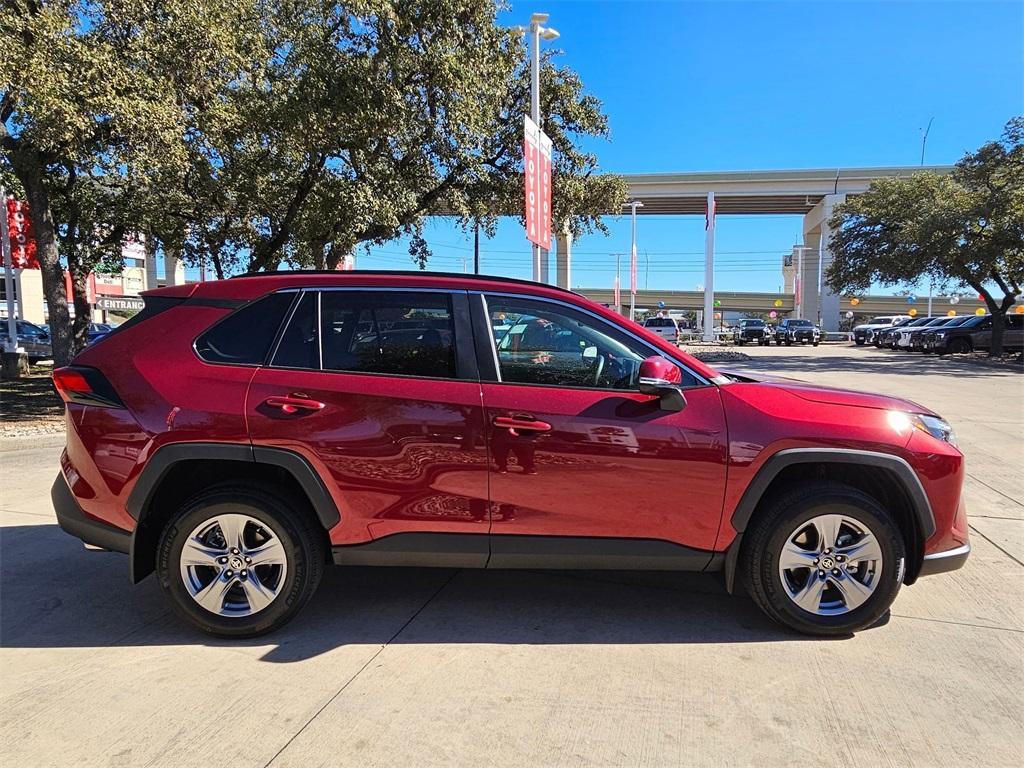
left=487, top=295, right=695, bottom=390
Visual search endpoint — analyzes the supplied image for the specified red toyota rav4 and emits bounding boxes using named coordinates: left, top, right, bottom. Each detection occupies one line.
left=52, top=272, right=970, bottom=637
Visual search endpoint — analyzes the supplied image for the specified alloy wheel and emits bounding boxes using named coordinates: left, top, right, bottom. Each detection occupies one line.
left=179, top=513, right=289, bottom=617
left=777, top=514, right=883, bottom=616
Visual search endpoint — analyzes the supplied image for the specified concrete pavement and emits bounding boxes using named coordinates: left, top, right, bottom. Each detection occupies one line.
left=1, top=344, right=1021, bottom=767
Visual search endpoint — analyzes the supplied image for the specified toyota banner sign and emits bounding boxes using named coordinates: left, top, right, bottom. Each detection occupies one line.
left=523, top=115, right=552, bottom=249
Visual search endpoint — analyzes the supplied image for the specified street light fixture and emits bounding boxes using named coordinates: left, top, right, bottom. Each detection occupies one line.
left=623, top=200, right=643, bottom=321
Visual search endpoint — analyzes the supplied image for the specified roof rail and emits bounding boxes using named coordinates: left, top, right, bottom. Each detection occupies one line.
left=228, top=269, right=577, bottom=294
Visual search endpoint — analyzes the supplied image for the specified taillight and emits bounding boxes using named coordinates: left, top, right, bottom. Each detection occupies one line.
left=52, top=366, right=124, bottom=408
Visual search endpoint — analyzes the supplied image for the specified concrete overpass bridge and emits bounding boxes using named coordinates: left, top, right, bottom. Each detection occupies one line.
left=548, top=165, right=953, bottom=333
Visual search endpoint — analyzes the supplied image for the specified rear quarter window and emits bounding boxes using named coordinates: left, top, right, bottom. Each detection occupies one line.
left=195, top=292, right=295, bottom=365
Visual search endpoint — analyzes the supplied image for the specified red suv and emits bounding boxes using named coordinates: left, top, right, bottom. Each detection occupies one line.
left=51, top=272, right=970, bottom=637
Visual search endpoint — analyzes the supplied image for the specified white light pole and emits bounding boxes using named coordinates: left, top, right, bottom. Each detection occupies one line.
left=623, top=200, right=643, bottom=322
left=1, top=187, right=21, bottom=355
left=529, top=12, right=559, bottom=283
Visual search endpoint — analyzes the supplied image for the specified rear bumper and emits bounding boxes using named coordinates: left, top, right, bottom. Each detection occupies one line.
left=918, top=542, right=970, bottom=577
left=52, top=473, right=131, bottom=555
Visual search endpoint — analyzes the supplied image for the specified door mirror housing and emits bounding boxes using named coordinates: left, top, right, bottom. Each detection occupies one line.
left=637, top=355, right=687, bottom=412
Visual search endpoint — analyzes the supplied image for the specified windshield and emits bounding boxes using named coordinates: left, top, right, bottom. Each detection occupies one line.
left=739, top=319, right=765, bottom=327
left=868, top=317, right=893, bottom=324
left=788, top=319, right=813, bottom=326
left=644, top=318, right=676, bottom=327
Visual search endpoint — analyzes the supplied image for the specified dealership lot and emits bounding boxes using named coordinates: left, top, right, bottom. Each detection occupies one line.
left=1, top=344, right=1021, bottom=768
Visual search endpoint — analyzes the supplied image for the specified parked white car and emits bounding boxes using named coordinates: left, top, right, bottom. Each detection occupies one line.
left=852, top=315, right=910, bottom=345
left=642, top=316, right=680, bottom=344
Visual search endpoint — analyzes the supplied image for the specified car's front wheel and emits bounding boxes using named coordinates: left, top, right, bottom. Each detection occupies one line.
left=742, top=482, right=904, bottom=636
left=157, top=485, right=326, bottom=637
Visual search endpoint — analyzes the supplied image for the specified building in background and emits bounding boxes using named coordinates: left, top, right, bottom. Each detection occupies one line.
left=2, top=204, right=185, bottom=325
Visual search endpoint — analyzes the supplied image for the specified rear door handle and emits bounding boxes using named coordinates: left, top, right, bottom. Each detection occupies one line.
left=493, top=415, right=552, bottom=437
left=264, top=396, right=325, bottom=415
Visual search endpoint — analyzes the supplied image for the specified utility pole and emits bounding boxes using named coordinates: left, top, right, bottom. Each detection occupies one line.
left=529, top=13, right=559, bottom=283
left=624, top=200, right=643, bottom=322
left=473, top=224, right=480, bottom=274
left=920, top=117, right=934, bottom=166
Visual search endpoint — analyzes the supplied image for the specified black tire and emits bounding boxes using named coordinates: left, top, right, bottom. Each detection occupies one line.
left=737, top=339, right=745, bottom=346
left=741, top=481, right=905, bottom=636
left=157, top=485, right=327, bottom=637
left=855, top=338, right=865, bottom=346
left=812, top=341, right=819, bottom=347
left=785, top=338, right=792, bottom=346
left=949, top=338, right=971, bottom=354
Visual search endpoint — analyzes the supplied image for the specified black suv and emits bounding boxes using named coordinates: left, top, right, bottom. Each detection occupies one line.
left=924, top=314, right=1024, bottom=355
left=773, top=318, right=820, bottom=346
left=734, top=318, right=770, bottom=346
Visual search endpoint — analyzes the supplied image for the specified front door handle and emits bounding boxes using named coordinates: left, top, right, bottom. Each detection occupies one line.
left=264, top=395, right=325, bottom=415
left=493, top=415, right=552, bottom=437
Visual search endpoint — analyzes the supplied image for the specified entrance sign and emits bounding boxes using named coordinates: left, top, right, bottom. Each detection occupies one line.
left=97, top=295, right=144, bottom=312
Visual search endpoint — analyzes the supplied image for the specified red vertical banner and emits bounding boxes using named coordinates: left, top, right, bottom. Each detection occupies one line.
left=6, top=198, right=39, bottom=269
left=537, top=130, right=552, bottom=248
left=523, top=116, right=540, bottom=247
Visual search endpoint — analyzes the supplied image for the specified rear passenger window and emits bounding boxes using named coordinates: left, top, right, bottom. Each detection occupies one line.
left=195, top=292, right=294, bottom=365
left=271, top=291, right=319, bottom=369
left=272, top=290, right=457, bottom=379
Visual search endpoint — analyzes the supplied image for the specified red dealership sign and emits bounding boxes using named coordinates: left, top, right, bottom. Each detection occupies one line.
left=5, top=198, right=39, bottom=269
left=524, top=116, right=552, bottom=249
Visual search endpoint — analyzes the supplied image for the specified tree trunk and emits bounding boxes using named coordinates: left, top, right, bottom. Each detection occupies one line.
left=310, top=238, right=327, bottom=270
left=976, top=287, right=1016, bottom=357
left=68, top=263, right=91, bottom=355
left=7, top=146, right=74, bottom=365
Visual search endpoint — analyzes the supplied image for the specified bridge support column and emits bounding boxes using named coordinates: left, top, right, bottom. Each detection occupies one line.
left=555, top=226, right=572, bottom=290
left=802, top=194, right=844, bottom=331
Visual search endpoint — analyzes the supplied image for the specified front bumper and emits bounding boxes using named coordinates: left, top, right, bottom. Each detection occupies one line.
left=918, top=542, right=971, bottom=576
left=52, top=473, right=131, bottom=554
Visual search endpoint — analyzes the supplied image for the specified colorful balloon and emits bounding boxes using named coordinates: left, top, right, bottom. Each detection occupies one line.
left=949, top=295, right=960, bottom=305
left=769, top=310, right=778, bottom=318
left=908, top=308, right=917, bottom=316
left=774, top=299, right=783, bottom=308
left=850, top=298, right=860, bottom=306
left=845, top=311, right=854, bottom=319
left=947, top=310, right=956, bottom=317
left=1016, top=305, right=1024, bottom=315
left=975, top=308, right=986, bottom=316
left=906, top=295, right=917, bottom=304
left=714, top=299, right=722, bottom=307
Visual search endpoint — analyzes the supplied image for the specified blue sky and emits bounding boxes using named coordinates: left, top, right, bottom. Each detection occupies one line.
left=358, top=0, right=1024, bottom=295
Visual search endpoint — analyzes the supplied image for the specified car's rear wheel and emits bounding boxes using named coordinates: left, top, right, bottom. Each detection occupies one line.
left=949, top=338, right=972, bottom=354
left=157, top=486, right=326, bottom=637
left=855, top=338, right=865, bottom=346
left=742, top=482, right=904, bottom=636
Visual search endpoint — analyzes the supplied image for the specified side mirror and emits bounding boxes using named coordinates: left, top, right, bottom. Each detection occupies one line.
left=637, top=355, right=687, bottom=412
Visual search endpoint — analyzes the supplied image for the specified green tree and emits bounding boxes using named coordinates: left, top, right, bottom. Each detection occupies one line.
left=167, top=2, right=625, bottom=274
left=1, top=0, right=262, bottom=363
left=826, top=117, right=1023, bottom=355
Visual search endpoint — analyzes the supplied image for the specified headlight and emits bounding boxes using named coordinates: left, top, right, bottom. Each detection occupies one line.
left=888, top=411, right=957, bottom=445
left=936, top=331, right=946, bottom=338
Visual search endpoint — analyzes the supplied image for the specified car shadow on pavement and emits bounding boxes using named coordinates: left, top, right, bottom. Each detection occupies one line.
left=728, top=348, right=1022, bottom=379
left=0, top=523, right=872, bottom=661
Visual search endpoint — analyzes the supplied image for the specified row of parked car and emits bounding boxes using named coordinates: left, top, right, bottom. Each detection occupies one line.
left=852, top=313, right=1024, bottom=354
left=0, top=319, right=113, bottom=362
